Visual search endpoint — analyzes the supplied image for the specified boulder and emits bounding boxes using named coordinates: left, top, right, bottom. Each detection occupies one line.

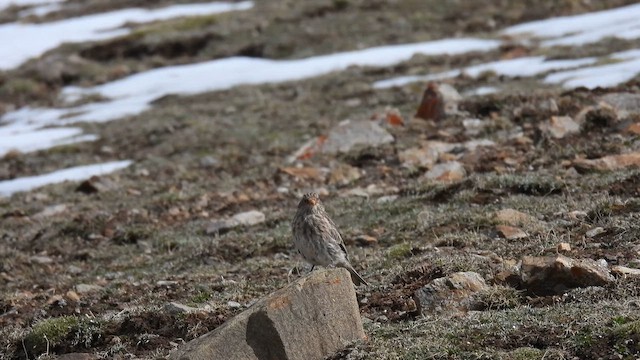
left=170, top=268, right=365, bottom=360
left=519, top=255, right=614, bottom=295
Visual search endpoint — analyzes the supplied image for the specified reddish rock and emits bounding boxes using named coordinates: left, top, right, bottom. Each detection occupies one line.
left=415, top=82, right=445, bottom=121
left=495, top=225, right=528, bottom=240
left=574, top=152, right=640, bottom=171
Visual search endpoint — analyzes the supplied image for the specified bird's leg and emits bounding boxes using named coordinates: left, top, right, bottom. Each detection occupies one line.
left=287, top=261, right=303, bottom=283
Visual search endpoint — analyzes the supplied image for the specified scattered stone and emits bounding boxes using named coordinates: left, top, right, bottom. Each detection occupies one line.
left=75, top=284, right=104, bottom=294
left=413, top=272, right=488, bottom=314
left=199, top=156, right=220, bottom=168
left=585, top=227, right=605, bottom=238
left=164, top=302, right=198, bottom=314
left=424, top=161, right=466, bottom=182
left=227, top=301, right=242, bottom=308
left=30, top=255, right=53, bottom=265
left=328, top=163, right=362, bottom=186
left=611, top=265, right=640, bottom=276
left=541, top=116, right=580, bottom=139
left=67, top=265, right=83, bottom=274
left=233, top=210, right=266, bottom=226
left=463, top=118, right=487, bottom=136
left=46, top=294, right=65, bottom=306
left=599, top=92, right=640, bottom=119
left=279, top=167, right=325, bottom=181
left=34, top=53, right=90, bottom=83
left=398, top=145, right=439, bottom=169
left=370, top=107, right=405, bottom=127
left=566, top=210, right=588, bottom=221
left=518, top=255, right=614, bottom=295
left=494, top=209, right=535, bottom=226
left=574, top=152, right=640, bottom=171
left=353, top=234, right=377, bottom=246
left=399, top=140, right=494, bottom=169
left=376, top=195, right=398, bottom=204
left=33, top=204, right=68, bottom=219
left=495, top=225, right=528, bottom=240
left=322, top=119, right=394, bottom=154
left=206, top=210, right=266, bottom=235
left=438, top=84, right=463, bottom=115
left=157, top=280, right=178, bottom=287
left=76, top=176, right=117, bottom=194
left=170, top=268, right=365, bottom=360
left=66, top=290, right=81, bottom=302
left=288, top=120, right=394, bottom=162
left=557, top=242, right=572, bottom=253
left=626, top=122, right=640, bottom=135
left=341, top=184, right=397, bottom=198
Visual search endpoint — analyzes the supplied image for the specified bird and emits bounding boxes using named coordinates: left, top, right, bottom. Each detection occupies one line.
left=291, top=192, right=368, bottom=286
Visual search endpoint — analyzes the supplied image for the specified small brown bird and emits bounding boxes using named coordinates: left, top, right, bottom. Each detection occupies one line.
left=292, top=192, right=368, bottom=286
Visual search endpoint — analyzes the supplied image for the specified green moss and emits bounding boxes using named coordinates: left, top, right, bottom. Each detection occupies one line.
left=24, top=316, right=102, bottom=356
left=190, top=290, right=212, bottom=304
left=386, top=242, right=413, bottom=260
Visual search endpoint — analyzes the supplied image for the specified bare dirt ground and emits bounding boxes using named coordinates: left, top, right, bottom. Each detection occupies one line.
left=2, top=0, right=640, bottom=359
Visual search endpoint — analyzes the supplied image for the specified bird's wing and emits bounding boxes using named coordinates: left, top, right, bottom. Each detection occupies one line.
left=321, top=214, right=349, bottom=258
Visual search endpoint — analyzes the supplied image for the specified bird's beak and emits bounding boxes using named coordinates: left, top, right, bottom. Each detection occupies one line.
left=307, top=198, right=317, bottom=206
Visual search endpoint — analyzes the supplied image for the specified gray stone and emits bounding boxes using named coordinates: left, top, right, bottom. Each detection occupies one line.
left=322, top=119, right=394, bottom=154
left=75, top=284, right=104, bottom=294
left=170, top=268, right=365, bottom=360
left=414, top=272, right=488, bottom=314
left=424, top=161, right=466, bottom=182
left=519, top=255, right=614, bottom=295
left=206, top=210, right=266, bottom=235
left=33, top=204, right=68, bottom=219
left=438, top=83, right=463, bottom=115
left=600, top=92, right=640, bottom=119
left=540, top=116, right=580, bottom=139
left=165, top=302, right=198, bottom=314
left=232, top=210, right=265, bottom=226
left=586, top=227, right=606, bottom=238
left=30, top=255, right=53, bottom=265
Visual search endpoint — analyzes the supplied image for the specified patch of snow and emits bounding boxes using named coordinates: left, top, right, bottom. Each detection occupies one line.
left=504, top=3, right=640, bottom=46
left=466, top=86, right=498, bottom=96
left=0, top=1, right=254, bottom=70
left=373, top=56, right=597, bottom=88
left=0, top=160, right=132, bottom=196
left=544, top=49, right=640, bottom=89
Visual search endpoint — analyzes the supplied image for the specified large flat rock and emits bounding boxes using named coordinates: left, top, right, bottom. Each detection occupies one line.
left=170, top=268, right=366, bottom=360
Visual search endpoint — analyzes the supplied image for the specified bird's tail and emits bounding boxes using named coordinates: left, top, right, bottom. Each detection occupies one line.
left=342, top=264, right=369, bottom=286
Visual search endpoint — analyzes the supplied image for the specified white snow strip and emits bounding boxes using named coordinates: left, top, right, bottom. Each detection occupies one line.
left=466, top=86, right=498, bottom=96
left=504, top=3, right=640, bottom=46
left=373, top=56, right=597, bottom=88
left=0, top=1, right=254, bottom=70
left=0, top=160, right=132, bottom=196
left=544, top=49, right=640, bottom=89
